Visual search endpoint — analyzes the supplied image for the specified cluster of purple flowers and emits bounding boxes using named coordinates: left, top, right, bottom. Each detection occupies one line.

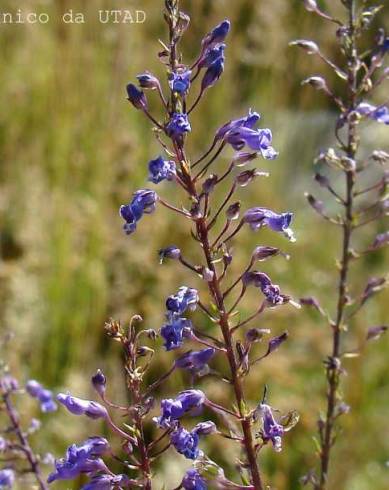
left=160, top=286, right=199, bottom=350
left=45, top=9, right=298, bottom=490
left=154, top=390, right=216, bottom=460
left=48, top=437, right=130, bottom=489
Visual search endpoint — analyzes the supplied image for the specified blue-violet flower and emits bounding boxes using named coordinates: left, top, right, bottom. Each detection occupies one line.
left=166, top=286, right=199, bottom=315
left=182, top=469, right=207, bottom=490
left=243, top=207, right=295, bottom=241
left=169, top=69, right=192, bottom=94
left=148, top=156, right=176, bottom=184
left=165, top=113, right=191, bottom=140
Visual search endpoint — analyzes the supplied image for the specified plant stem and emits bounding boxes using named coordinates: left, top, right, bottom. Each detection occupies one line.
left=3, top=393, right=48, bottom=490
left=165, top=1, right=264, bottom=486
left=195, top=216, right=264, bottom=489
left=317, top=2, right=358, bottom=487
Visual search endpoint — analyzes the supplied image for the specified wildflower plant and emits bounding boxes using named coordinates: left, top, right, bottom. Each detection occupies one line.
left=0, top=338, right=56, bottom=490
left=292, top=0, right=388, bottom=488
left=43, top=0, right=300, bottom=488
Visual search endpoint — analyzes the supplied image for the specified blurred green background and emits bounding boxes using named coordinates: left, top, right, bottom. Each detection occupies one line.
left=0, top=0, right=388, bottom=488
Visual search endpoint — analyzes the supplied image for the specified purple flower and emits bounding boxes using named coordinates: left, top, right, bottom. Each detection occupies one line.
left=243, top=271, right=289, bottom=306
left=243, top=207, right=295, bottom=241
left=201, top=56, right=224, bottom=91
left=215, top=109, right=260, bottom=141
left=171, top=425, right=200, bottom=459
left=154, top=390, right=206, bottom=428
left=226, top=127, right=277, bottom=159
left=48, top=438, right=109, bottom=483
left=81, top=473, right=130, bottom=490
left=119, top=189, right=158, bottom=235
left=26, top=380, right=57, bottom=413
left=160, top=316, right=192, bottom=351
left=165, top=113, right=191, bottom=140
left=169, top=69, right=192, bottom=94
left=0, top=469, right=14, bottom=488
left=178, top=389, right=206, bottom=412
left=175, top=348, right=215, bottom=372
left=126, top=83, right=147, bottom=110
left=182, top=469, right=207, bottom=490
left=131, top=189, right=158, bottom=216
left=166, top=286, right=199, bottom=315
left=57, top=393, right=108, bottom=420
left=159, top=246, right=181, bottom=263
left=199, top=44, right=226, bottom=69
left=260, top=404, right=284, bottom=452
left=215, top=109, right=277, bottom=159
left=202, top=20, right=230, bottom=49
left=136, top=72, right=160, bottom=90
left=148, top=156, right=176, bottom=184
left=356, top=102, right=389, bottom=125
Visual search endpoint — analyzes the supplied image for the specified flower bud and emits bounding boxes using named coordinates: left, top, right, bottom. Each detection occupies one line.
left=267, top=332, right=289, bottom=355
left=144, top=329, right=158, bottom=340
left=340, top=156, right=356, bottom=171
left=290, top=39, right=319, bottom=54
left=126, top=83, right=147, bottom=110
left=202, top=174, right=218, bottom=194
left=223, top=251, right=233, bottom=267
left=235, top=169, right=268, bottom=187
left=370, top=231, right=389, bottom=250
left=91, top=370, right=106, bottom=396
left=159, top=246, right=181, bottom=263
left=252, top=246, right=280, bottom=261
left=193, top=421, right=217, bottom=435
left=314, top=173, right=330, bottom=188
left=136, top=72, right=160, bottom=90
left=305, top=193, right=324, bottom=214
left=226, top=202, right=241, bottom=221
left=202, top=20, right=230, bottom=49
left=371, top=150, right=389, bottom=164
left=303, top=0, right=318, bottom=11
left=57, top=393, right=108, bottom=420
left=232, top=151, right=258, bottom=166
left=177, top=12, right=190, bottom=35
left=246, top=328, right=271, bottom=343
left=201, top=267, right=214, bottom=282
left=122, top=441, right=133, bottom=455
left=301, top=76, right=327, bottom=90
left=190, top=202, right=202, bottom=219
left=366, top=325, right=388, bottom=341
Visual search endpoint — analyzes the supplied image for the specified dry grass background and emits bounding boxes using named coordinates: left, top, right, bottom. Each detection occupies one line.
left=0, top=0, right=388, bottom=488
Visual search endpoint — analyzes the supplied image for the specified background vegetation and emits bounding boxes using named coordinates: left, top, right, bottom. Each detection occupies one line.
left=0, top=0, right=388, bottom=488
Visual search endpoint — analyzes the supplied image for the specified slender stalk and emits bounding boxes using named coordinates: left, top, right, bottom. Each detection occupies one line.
left=317, top=2, right=358, bottom=488
left=2, top=393, right=48, bottom=490
left=125, top=348, right=152, bottom=489
left=164, top=1, right=264, bottom=486
left=192, top=215, right=264, bottom=489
